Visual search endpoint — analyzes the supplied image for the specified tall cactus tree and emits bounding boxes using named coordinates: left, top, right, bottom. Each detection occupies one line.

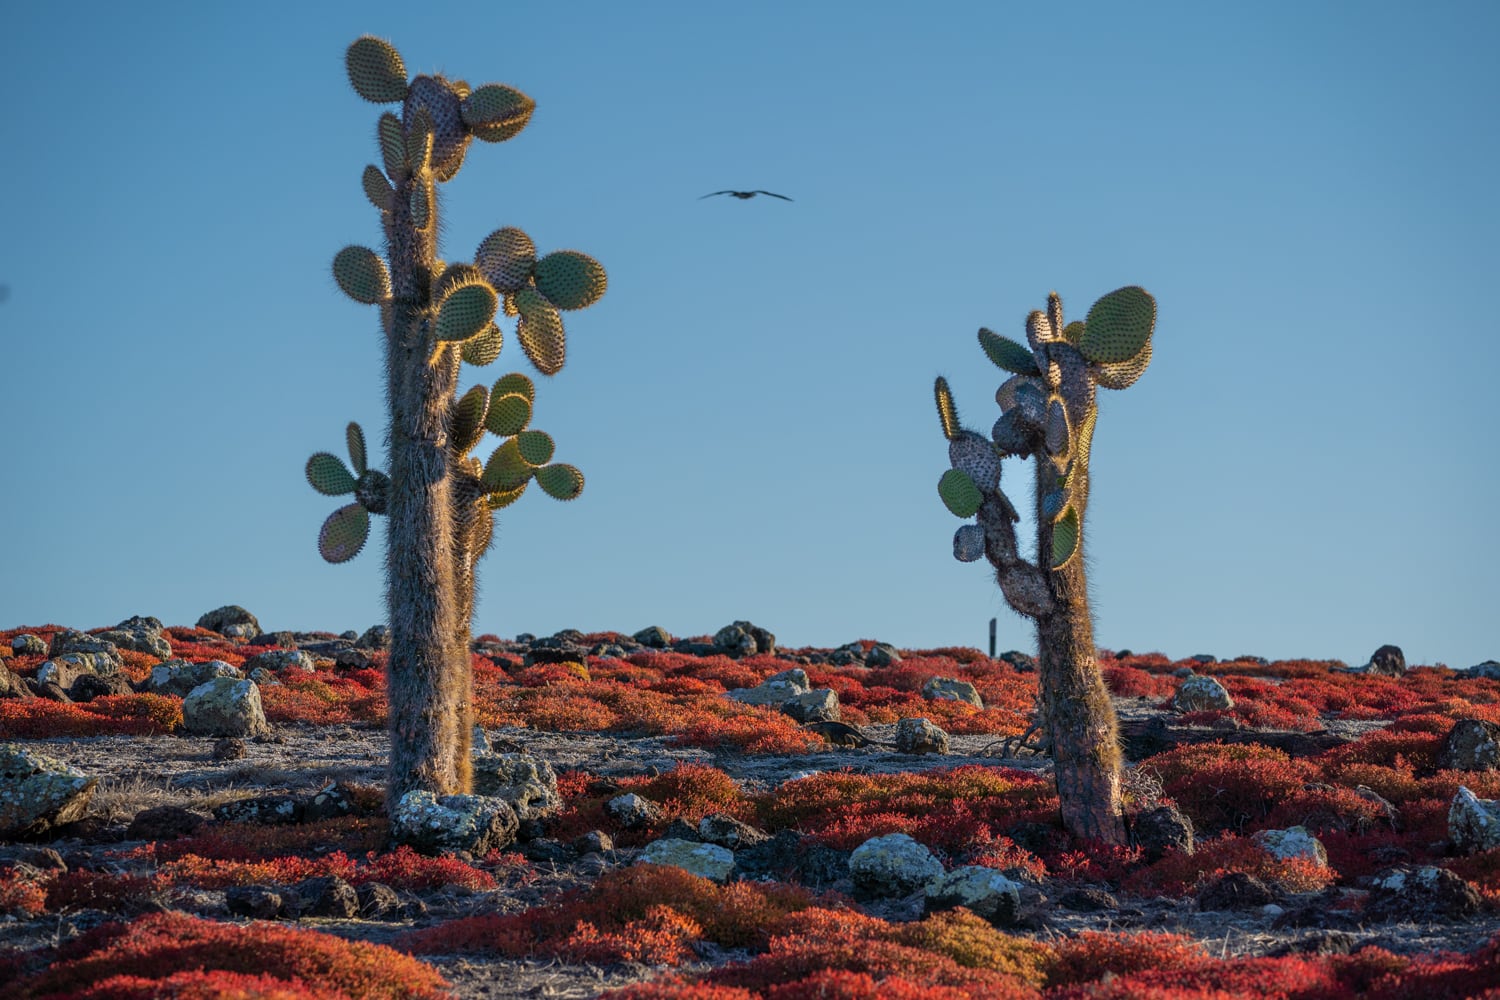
left=306, top=37, right=606, bottom=811
left=933, top=287, right=1155, bottom=844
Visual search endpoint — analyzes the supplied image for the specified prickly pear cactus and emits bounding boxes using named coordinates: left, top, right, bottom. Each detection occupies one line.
left=932, top=287, right=1155, bottom=844
left=305, top=37, right=606, bottom=814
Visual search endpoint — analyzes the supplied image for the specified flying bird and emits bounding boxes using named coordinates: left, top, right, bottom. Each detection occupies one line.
left=699, top=190, right=793, bottom=201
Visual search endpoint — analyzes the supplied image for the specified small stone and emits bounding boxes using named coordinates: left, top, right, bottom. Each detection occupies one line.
left=632, top=626, right=673, bottom=648
left=225, top=885, right=283, bottom=920
left=1132, top=805, right=1195, bottom=861
left=572, top=830, right=614, bottom=855
left=182, top=677, right=269, bottom=737
left=849, top=832, right=943, bottom=899
left=1449, top=786, right=1500, bottom=853
left=126, top=805, right=205, bottom=841
left=1364, top=644, right=1406, bottom=677
left=924, top=865, right=1023, bottom=924
left=301, top=782, right=355, bottom=823
left=780, top=689, right=840, bottom=724
left=697, top=812, right=769, bottom=850
left=1252, top=826, right=1328, bottom=867
left=1196, top=872, right=1277, bottom=911
left=522, top=838, right=572, bottom=863
left=1437, top=719, right=1500, bottom=772
left=920, top=677, right=983, bottom=709
left=357, top=882, right=402, bottom=920
left=1173, top=674, right=1233, bottom=712
left=638, top=838, right=736, bottom=883
left=894, top=717, right=949, bottom=754
left=1056, top=887, right=1119, bottom=912
left=294, top=875, right=360, bottom=918
left=212, top=737, right=247, bottom=761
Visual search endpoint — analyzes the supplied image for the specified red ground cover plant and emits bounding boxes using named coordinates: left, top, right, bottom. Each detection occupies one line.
left=0, top=694, right=183, bottom=738
left=18, top=911, right=449, bottom=1000
left=39, top=969, right=359, bottom=1000
left=1118, top=835, right=1338, bottom=898
left=0, top=866, right=48, bottom=918
left=543, top=763, right=756, bottom=846
left=1137, top=743, right=1311, bottom=833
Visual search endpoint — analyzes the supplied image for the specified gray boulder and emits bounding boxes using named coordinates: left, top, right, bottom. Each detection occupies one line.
left=149, top=659, right=243, bottom=697
left=924, top=865, right=1023, bottom=925
left=35, top=654, right=105, bottom=691
left=921, top=676, right=983, bottom=709
left=182, top=677, right=269, bottom=737
left=471, top=753, right=560, bottom=820
left=10, top=634, right=47, bottom=657
left=390, top=791, right=519, bottom=855
left=1449, top=786, right=1500, bottom=853
left=867, top=643, right=902, bottom=667
left=1173, top=674, right=1233, bottom=712
left=1437, top=719, right=1500, bottom=772
left=242, top=649, right=316, bottom=674
left=1363, top=644, right=1406, bottom=678
left=637, top=838, right=736, bottom=883
left=1367, top=866, right=1482, bottom=922
left=633, top=626, right=673, bottom=649
left=0, top=661, right=34, bottom=699
left=1252, top=826, right=1328, bottom=867
left=698, top=812, right=770, bottom=850
left=895, top=717, right=949, bottom=754
left=727, top=668, right=810, bottom=707
left=196, top=605, right=262, bottom=639
left=95, top=616, right=173, bottom=661
left=1468, top=660, right=1500, bottom=680
left=1132, top=804, right=1195, bottom=861
left=781, top=689, right=840, bottom=724
left=714, top=620, right=776, bottom=658
left=47, top=630, right=124, bottom=673
left=606, top=792, right=663, bottom=829
left=849, top=832, right=943, bottom=898
left=0, top=744, right=97, bottom=838
left=355, top=624, right=391, bottom=649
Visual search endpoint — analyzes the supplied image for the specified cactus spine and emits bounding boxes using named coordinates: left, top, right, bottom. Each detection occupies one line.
left=307, top=38, right=606, bottom=814
left=934, top=287, right=1155, bottom=844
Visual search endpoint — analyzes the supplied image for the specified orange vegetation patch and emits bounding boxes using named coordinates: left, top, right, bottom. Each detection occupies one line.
left=0, top=694, right=183, bottom=738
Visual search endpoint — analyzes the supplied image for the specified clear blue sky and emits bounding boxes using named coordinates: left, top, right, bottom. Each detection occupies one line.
left=2, top=2, right=1496, bottom=668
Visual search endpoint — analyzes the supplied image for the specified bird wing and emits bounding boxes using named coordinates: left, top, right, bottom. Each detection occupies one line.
left=754, top=191, right=793, bottom=201
left=698, top=191, right=735, bottom=199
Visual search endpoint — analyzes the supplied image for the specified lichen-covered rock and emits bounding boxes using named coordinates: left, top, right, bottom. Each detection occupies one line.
left=1173, top=674, right=1233, bottom=712
left=47, top=630, right=123, bottom=673
left=698, top=812, right=769, bottom=850
left=391, top=791, right=518, bottom=855
left=921, top=676, right=984, bottom=708
left=197, top=605, right=262, bottom=638
left=10, top=634, right=47, bottom=657
left=182, top=677, right=269, bottom=737
left=0, top=660, right=34, bottom=699
left=247, top=667, right=282, bottom=687
left=867, top=642, right=902, bottom=667
left=1367, top=865, right=1482, bottom=922
left=95, top=615, right=172, bottom=661
left=1449, top=786, right=1500, bottom=853
left=214, top=794, right=303, bottom=825
left=606, top=792, right=663, bottom=829
left=895, top=717, right=949, bottom=754
left=849, top=832, right=943, bottom=898
left=523, top=636, right=589, bottom=667
left=1363, top=644, right=1406, bottom=678
left=781, top=689, right=840, bottom=723
left=924, top=865, right=1022, bottom=925
left=713, top=624, right=759, bottom=658
left=242, top=649, right=316, bottom=674
left=471, top=752, right=560, bottom=819
left=1468, top=660, right=1500, bottom=680
left=150, top=659, right=244, bottom=698
left=727, top=669, right=810, bottom=707
left=0, top=744, right=97, bottom=838
left=302, top=782, right=356, bottom=823
left=36, top=654, right=108, bottom=690
left=1132, top=804, right=1195, bottom=861
left=1252, top=826, right=1328, bottom=867
left=1438, top=719, right=1500, bottom=772
left=355, top=624, right=391, bottom=649
left=637, top=838, right=736, bottom=883
left=633, top=626, right=672, bottom=648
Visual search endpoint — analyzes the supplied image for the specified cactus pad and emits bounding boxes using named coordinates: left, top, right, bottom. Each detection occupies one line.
left=346, top=422, right=367, bottom=476
left=346, top=37, right=408, bottom=104
left=978, top=328, right=1040, bottom=376
left=476, top=228, right=537, bottom=293
left=481, top=438, right=532, bottom=492
left=938, top=468, right=983, bottom=519
left=949, top=430, right=1000, bottom=490
left=410, top=178, right=433, bottom=229
left=1051, top=506, right=1080, bottom=569
left=450, top=385, right=490, bottom=455
left=405, top=109, right=434, bottom=174
left=1094, top=339, right=1153, bottom=390
left=990, top=410, right=1033, bottom=457
left=378, top=113, right=406, bottom=180
left=492, top=371, right=536, bottom=403
left=516, top=429, right=555, bottom=466
left=1041, top=486, right=1071, bottom=521
left=1025, top=310, right=1055, bottom=348
left=362, top=165, right=393, bottom=212
left=404, top=76, right=471, bottom=181
left=515, top=290, right=567, bottom=375
left=485, top=392, right=532, bottom=437
left=486, top=483, right=528, bottom=509
left=1080, top=285, right=1155, bottom=364
left=319, top=503, right=371, bottom=563
left=533, top=251, right=607, bottom=310
left=933, top=377, right=959, bottom=441
left=462, top=84, right=536, bottom=141
left=306, top=452, right=356, bottom=496
left=354, top=469, right=390, bottom=515
left=333, top=246, right=390, bottom=305
left=460, top=322, right=504, bottom=367
left=953, top=524, right=985, bottom=563
left=536, top=463, right=584, bottom=501
left=1062, top=321, right=1086, bottom=345
left=435, top=282, right=499, bottom=342
left=1044, top=396, right=1071, bottom=459
left=1047, top=292, right=1065, bottom=344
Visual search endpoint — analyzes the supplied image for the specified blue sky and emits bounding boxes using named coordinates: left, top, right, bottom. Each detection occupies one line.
left=2, top=1, right=1495, bottom=667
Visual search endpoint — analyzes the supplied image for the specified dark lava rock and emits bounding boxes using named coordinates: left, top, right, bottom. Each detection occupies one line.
left=29, top=679, right=72, bottom=702
left=632, top=626, right=672, bottom=648
left=572, top=830, right=614, bottom=855
left=1057, top=887, right=1119, bottom=912
left=735, top=830, right=850, bottom=888
left=1268, top=931, right=1358, bottom=956
left=226, top=885, right=283, bottom=919
left=301, top=783, right=355, bottom=823
left=212, top=737, right=247, bottom=761
left=334, top=648, right=373, bottom=670
left=1437, top=718, right=1500, bottom=772
left=1366, top=866, right=1483, bottom=923
left=1366, top=644, right=1407, bottom=678
left=661, top=818, right=699, bottom=842
left=126, top=805, right=206, bottom=841
left=197, top=605, right=261, bottom=636
left=522, top=838, right=572, bottom=863
left=516, top=817, right=547, bottom=842
left=997, top=650, right=1036, bottom=673
left=249, top=631, right=297, bottom=648
left=294, top=875, right=361, bottom=918
left=213, top=795, right=302, bottom=825
left=0, top=660, right=34, bottom=699
left=524, top=637, right=589, bottom=667
left=1195, top=872, right=1277, bottom=911
left=298, top=639, right=354, bottom=658
left=698, top=812, right=770, bottom=850
left=1006, top=821, right=1066, bottom=857
left=68, top=673, right=132, bottom=703
left=357, top=882, right=402, bottom=920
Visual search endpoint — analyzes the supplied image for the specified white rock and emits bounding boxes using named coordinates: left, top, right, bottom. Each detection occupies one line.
left=637, top=838, right=736, bottom=883
left=850, top=832, right=943, bottom=898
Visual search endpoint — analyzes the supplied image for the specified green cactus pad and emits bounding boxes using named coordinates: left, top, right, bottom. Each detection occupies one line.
left=405, top=109, right=434, bottom=173
left=481, top=439, right=532, bottom=492
left=1051, top=506, right=1080, bottom=569
left=933, top=377, right=959, bottom=441
left=978, top=328, right=1040, bottom=376
left=362, top=165, right=393, bottom=212
left=435, top=282, right=499, bottom=342
left=476, top=228, right=537, bottom=293
left=1062, top=321, right=1086, bottom=345
left=516, top=429, right=555, bottom=466
left=1094, top=339, right=1153, bottom=390
left=1041, top=486, right=1071, bottom=521
left=378, top=113, right=405, bottom=180
left=319, top=503, right=371, bottom=564
left=1044, top=396, right=1071, bottom=459
left=485, top=392, right=532, bottom=437
left=346, top=37, right=408, bottom=104
left=533, top=251, right=607, bottom=310
left=461, top=322, right=504, bottom=367
left=410, top=177, right=432, bottom=229
left=949, top=431, right=1000, bottom=490
left=515, top=293, right=567, bottom=376
left=306, top=452, right=356, bottom=496
left=486, top=483, right=528, bottom=509
left=938, top=468, right=983, bottom=519
left=345, top=422, right=367, bottom=476
left=450, top=384, right=490, bottom=455
left=354, top=469, right=390, bottom=515
left=953, top=524, right=985, bottom=563
left=492, top=372, right=536, bottom=403
left=332, top=246, right=390, bottom=305
left=1080, top=285, right=1156, bottom=364
left=536, top=463, right=584, bottom=501
left=462, top=84, right=536, bottom=141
